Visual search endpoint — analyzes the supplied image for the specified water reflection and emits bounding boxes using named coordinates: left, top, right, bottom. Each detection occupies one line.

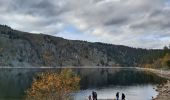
left=74, top=68, right=167, bottom=88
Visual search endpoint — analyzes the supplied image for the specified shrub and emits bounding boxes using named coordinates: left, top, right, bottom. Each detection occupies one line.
left=26, top=69, right=80, bottom=100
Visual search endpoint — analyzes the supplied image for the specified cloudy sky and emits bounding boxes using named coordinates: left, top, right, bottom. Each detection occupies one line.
left=0, top=0, right=170, bottom=49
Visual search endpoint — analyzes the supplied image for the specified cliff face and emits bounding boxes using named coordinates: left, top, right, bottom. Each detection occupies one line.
left=0, top=25, right=164, bottom=67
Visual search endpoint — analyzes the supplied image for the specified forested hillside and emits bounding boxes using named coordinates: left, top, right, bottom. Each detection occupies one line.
left=143, top=52, right=170, bottom=69
left=0, top=25, right=168, bottom=67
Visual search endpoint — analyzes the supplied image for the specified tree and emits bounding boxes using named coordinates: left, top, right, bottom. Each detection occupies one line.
left=163, top=46, right=169, bottom=50
left=0, top=48, right=3, bottom=53
left=166, top=60, right=170, bottom=68
left=26, top=69, right=80, bottom=100
left=161, top=53, right=170, bottom=67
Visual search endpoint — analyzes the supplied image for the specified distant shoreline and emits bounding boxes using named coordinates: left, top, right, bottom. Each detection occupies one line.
left=0, top=66, right=155, bottom=69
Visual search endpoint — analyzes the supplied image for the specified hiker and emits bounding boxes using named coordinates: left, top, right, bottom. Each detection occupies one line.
left=122, top=93, right=125, bottom=100
left=92, top=91, right=97, bottom=100
left=116, top=92, right=119, bottom=100
left=88, top=95, right=92, bottom=100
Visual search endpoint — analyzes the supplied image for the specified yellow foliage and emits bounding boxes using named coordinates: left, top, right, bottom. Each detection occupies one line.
left=0, top=48, right=3, bottom=53
left=144, top=64, right=153, bottom=68
left=143, top=53, right=170, bottom=68
left=161, top=53, right=170, bottom=67
left=26, top=69, right=80, bottom=100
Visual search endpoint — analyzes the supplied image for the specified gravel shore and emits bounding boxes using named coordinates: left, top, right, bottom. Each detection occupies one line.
left=153, top=80, right=170, bottom=100
left=145, top=69, right=170, bottom=100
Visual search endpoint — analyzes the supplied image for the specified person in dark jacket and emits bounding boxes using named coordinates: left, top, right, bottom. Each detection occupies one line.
left=92, top=91, right=97, bottom=100
left=122, top=93, right=125, bottom=100
left=116, top=92, right=119, bottom=100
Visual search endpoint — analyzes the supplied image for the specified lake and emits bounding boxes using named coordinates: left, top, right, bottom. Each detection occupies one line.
left=0, top=67, right=167, bottom=100
left=73, top=84, right=158, bottom=100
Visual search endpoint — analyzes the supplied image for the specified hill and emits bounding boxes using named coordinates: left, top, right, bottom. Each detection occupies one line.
left=0, top=25, right=167, bottom=67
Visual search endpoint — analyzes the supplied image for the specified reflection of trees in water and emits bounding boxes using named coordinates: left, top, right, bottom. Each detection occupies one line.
left=77, top=69, right=167, bottom=89
left=107, top=70, right=167, bottom=85
left=0, top=69, right=37, bottom=99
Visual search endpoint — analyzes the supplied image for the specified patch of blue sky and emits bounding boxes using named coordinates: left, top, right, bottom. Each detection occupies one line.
left=56, top=25, right=100, bottom=42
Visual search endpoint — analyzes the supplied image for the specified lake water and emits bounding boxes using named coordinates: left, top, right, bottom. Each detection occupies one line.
left=0, top=68, right=167, bottom=100
left=73, top=85, right=158, bottom=100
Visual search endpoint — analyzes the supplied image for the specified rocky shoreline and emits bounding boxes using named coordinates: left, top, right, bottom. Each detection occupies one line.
left=145, top=69, right=170, bottom=100
left=153, top=80, right=170, bottom=100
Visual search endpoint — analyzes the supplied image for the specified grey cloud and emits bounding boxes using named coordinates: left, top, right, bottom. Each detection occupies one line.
left=10, top=0, right=65, bottom=16
left=0, top=0, right=170, bottom=48
left=104, top=17, right=129, bottom=26
left=130, top=8, right=170, bottom=31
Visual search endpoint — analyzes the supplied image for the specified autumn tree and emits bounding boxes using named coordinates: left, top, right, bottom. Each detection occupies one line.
left=26, top=69, right=80, bottom=100
left=166, top=60, right=170, bottom=68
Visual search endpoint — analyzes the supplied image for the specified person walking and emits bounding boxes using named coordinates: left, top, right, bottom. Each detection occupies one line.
left=88, top=95, right=92, bottom=100
left=92, top=91, right=97, bottom=100
left=116, top=92, right=119, bottom=100
left=122, top=93, right=125, bottom=100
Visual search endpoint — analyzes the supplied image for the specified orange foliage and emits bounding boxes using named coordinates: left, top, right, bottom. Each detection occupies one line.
left=26, top=69, right=80, bottom=100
